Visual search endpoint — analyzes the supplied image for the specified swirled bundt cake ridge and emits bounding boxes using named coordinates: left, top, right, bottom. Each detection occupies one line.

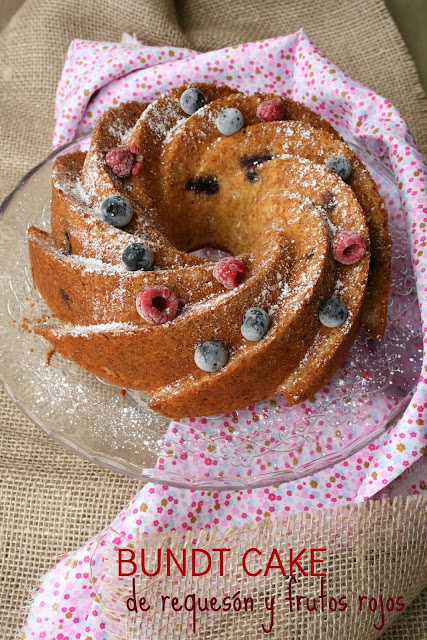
left=28, top=82, right=391, bottom=419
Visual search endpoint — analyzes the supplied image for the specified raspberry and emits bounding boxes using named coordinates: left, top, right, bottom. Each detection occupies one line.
left=132, top=161, right=143, bottom=176
left=256, top=98, right=284, bottom=123
left=136, top=286, right=179, bottom=325
left=105, top=146, right=142, bottom=178
left=213, top=257, right=248, bottom=289
left=332, top=231, right=367, bottom=265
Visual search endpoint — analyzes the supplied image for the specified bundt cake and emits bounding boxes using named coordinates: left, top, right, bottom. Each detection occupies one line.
left=28, top=83, right=391, bottom=419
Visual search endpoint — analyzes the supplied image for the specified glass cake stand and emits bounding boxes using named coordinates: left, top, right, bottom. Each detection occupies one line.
left=0, top=133, right=423, bottom=489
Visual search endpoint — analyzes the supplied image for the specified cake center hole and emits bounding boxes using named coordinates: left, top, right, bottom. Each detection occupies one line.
left=189, top=246, right=233, bottom=263
left=152, top=296, right=168, bottom=312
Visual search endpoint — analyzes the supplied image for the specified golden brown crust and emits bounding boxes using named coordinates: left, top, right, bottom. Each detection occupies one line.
left=28, top=83, right=390, bottom=419
left=160, top=96, right=389, bottom=338
left=29, top=226, right=225, bottom=326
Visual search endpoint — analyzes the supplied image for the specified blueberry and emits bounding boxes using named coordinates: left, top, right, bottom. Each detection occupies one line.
left=241, top=307, right=270, bottom=341
left=194, top=341, right=228, bottom=372
left=325, top=156, right=352, bottom=182
left=215, top=108, right=244, bottom=136
left=101, top=195, right=133, bottom=228
left=318, top=298, right=348, bottom=328
left=185, top=176, right=219, bottom=195
left=180, top=88, right=206, bottom=115
left=122, top=243, right=154, bottom=271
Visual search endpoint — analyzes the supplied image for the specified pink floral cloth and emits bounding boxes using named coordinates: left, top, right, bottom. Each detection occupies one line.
left=22, top=30, right=426, bottom=638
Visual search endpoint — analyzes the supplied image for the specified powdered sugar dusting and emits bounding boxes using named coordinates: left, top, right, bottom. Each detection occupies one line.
left=38, top=85, right=380, bottom=415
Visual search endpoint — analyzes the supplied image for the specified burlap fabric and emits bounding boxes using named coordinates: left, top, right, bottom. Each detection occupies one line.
left=99, top=497, right=427, bottom=639
left=1, top=0, right=427, bottom=197
left=0, top=1, right=426, bottom=638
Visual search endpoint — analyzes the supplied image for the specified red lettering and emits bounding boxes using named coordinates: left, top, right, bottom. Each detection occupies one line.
left=184, top=594, right=197, bottom=633
left=212, top=548, right=231, bottom=577
left=310, top=548, right=326, bottom=576
left=166, top=548, right=186, bottom=576
left=369, top=597, right=377, bottom=612
left=264, top=549, right=286, bottom=576
left=286, top=575, right=297, bottom=612
left=262, top=596, right=275, bottom=633
left=386, top=597, right=395, bottom=612
left=373, top=592, right=385, bottom=632
left=126, top=576, right=138, bottom=611
left=192, top=549, right=211, bottom=576
left=328, top=597, right=337, bottom=612
left=289, top=548, right=307, bottom=576
left=118, top=548, right=136, bottom=577
left=126, top=577, right=151, bottom=612
left=210, top=597, right=221, bottom=612
left=141, top=548, right=161, bottom=577
left=395, top=596, right=405, bottom=612
left=171, top=597, right=182, bottom=612
left=242, top=548, right=262, bottom=576
left=306, top=597, right=318, bottom=612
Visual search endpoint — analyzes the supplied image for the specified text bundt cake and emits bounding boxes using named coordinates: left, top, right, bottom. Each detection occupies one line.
left=28, top=83, right=391, bottom=419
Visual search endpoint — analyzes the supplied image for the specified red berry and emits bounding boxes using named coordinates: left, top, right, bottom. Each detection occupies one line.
left=131, top=162, right=143, bottom=176
left=213, top=257, right=248, bottom=289
left=332, top=231, right=367, bottom=265
left=256, top=98, right=284, bottom=123
left=105, top=146, right=135, bottom=177
left=136, top=286, right=178, bottom=324
left=105, top=146, right=143, bottom=178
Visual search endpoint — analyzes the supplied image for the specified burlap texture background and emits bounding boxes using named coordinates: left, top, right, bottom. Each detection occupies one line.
left=98, top=497, right=427, bottom=639
left=1, top=0, right=427, bottom=198
left=0, top=1, right=426, bottom=638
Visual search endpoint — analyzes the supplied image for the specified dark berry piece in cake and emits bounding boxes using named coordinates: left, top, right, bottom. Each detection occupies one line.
left=246, top=169, right=258, bottom=183
left=332, top=231, right=367, bottom=265
left=215, top=108, right=244, bottom=135
left=136, top=285, right=178, bottom=325
left=185, top=176, right=219, bottom=195
left=318, top=298, right=348, bottom=328
left=122, top=243, right=154, bottom=271
left=62, top=231, right=72, bottom=255
left=241, top=307, right=270, bottom=341
left=322, top=190, right=337, bottom=211
left=325, top=156, right=352, bottom=182
left=194, top=341, right=229, bottom=372
left=213, top=257, right=248, bottom=289
left=256, top=97, right=285, bottom=122
left=59, top=288, right=72, bottom=307
left=240, top=152, right=273, bottom=183
left=240, top=152, right=273, bottom=171
left=100, top=195, right=133, bottom=228
left=180, top=88, right=206, bottom=115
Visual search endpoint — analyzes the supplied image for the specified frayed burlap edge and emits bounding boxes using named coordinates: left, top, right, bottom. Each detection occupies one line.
left=92, top=496, right=427, bottom=640
left=1, top=1, right=426, bottom=638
